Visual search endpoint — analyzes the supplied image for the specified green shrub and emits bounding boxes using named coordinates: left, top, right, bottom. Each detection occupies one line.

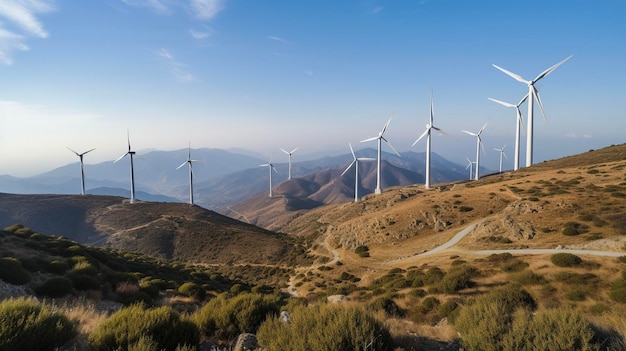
left=87, top=303, right=199, bottom=351
left=501, top=259, right=529, bottom=273
left=0, top=297, right=77, bottom=351
left=419, top=296, right=440, bottom=314
left=551, top=253, right=582, bottom=267
left=47, top=259, right=70, bottom=274
left=618, top=256, right=626, bottom=264
left=370, top=297, right=403, bottom=317
left=35, top=276, right=74, bottom=298
left=430, top=265, right=479, bottom=294
left=355, top=245, right=370, bottom=258
left=0, top=257, right=31, bottom=285
left=510, top=270, right=546, bottom=285
left=193, top=292, right=282, bottom=340
left=177, top=282, right=206, bottom=301
left=455, top=295, right=595, bottom=350
left=564, top=287, right=586, bottom=301
left=487, top=253, right=514, bottom=263
left=609, top=278, right=626, bottom=303
left=67, top=273, right=101, bottom=291
left=257, top=304, right=393, bottom=351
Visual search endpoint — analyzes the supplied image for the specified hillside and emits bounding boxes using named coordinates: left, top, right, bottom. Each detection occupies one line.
left=0, top=194, right=308, bottom=267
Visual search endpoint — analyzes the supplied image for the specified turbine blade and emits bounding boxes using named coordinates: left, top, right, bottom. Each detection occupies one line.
left=517, top=93, right=529, bottom=107
left=271, top=166, right=279, bottom=174
left=462, top=130, right=476, bottom=136
left=66, top=147, right=79, bottom=156
left=479, top=121, right=488, bottom=134
left=280, top=148, right=289, bottom=155
left=412, top=129, right=429, bottom=146
left=176, top=161, right=187, bottom=170
left=259, top=163, right=269, bottom=167
left=532, top=55, right=573, bottom=83
left=114, top=152, right=128, bottom=163
left=341, top=160, right=356, bottom=176
left=432, top=126, right=449, bottom=136
left=532, top=87, right=549, bottom=123
left=358, top=157, right=375, bottom=161
left=492, top=64, right=529, bottom=84
left=360, top=136, right=379, bottom=143
left=503, top=151, right=508, bottom=159
left=382, top=137, right=401, bottom=156
left=516, top=107, right=527, bottom=136
left=348, top=142, right=356, bottom=160
left=488, top=97, right=515, bottom=108
left=82, top=148, right=96, bottom=156
left=291, top=147, right=298, bottom=153
left=480, top=138, right=486, bottom=155
left=380, top=115, right=393, bottom=135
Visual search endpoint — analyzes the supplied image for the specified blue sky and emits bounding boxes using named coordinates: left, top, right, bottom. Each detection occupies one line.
left=0, top=0, right=624, bottom=176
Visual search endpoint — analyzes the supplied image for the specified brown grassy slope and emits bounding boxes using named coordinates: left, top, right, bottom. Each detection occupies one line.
left=277, top=142, right=626, bottom=257
left=0, top=194, right=305, bottom=266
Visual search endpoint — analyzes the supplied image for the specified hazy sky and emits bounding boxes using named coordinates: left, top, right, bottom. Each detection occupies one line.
left=0, top=0, right=624, bottom=177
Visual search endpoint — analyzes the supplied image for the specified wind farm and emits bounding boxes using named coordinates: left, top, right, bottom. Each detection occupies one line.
left=412, top=92, right=446, bottom=189
left=341, top=142, right=375, bottom=202
left=361, top=116, right=401, bottom=195
left=462, top=122, right=488, bottom=181
left=113, top=131, right=137, bottom=204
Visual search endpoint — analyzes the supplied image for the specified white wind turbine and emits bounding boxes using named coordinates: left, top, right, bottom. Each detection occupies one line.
left=494, top=145, right=508, bottom=173
left=259, top=154, right=278, bottom=198
left=341, top=142, right=375, bottom=202
left=412, top=93, right=446, bottom=189
left=177, top=144, right=199, bottom=205
left=462, top=122, right=488, bottom=181
left=114, top=131, right=137, bottom=204
left=493, top=55, right=572, bottom=167
left=488, top=94, right=528, bottom=171
left=360, top=116, right=401, bottom=194
left=280, top=147, right=298, bottom=180
left=465, top=157, right=473, bottom=180
left=67, top=147, right=95, bottom=196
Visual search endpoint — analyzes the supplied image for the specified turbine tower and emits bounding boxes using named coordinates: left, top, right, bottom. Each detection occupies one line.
left=412, top=92, right=446, bottom=189
left=462, top=122, right=488, bottom=181
left=280, top=147, right=298, bottom=180
left=494, top=145, right=507, bottom=173
left=360, top=115, right=400, bottom=194
left=114, top=131, right=137, bottom=204
left=177, top=144, right=199, bottom=205
left=341, top=142, right=375, bottom=202
left=465, top=157, right=473, bottom=180
left=488, top=94, right=528, bottom=171
left=493, top=55, right=572, bottom=167
left=259, top=154, right=278, bottom=198
left=67, top=147, right=95, bottom=196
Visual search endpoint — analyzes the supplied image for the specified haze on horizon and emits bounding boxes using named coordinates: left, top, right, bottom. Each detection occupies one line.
left=0, top=0, right=624, bottom=177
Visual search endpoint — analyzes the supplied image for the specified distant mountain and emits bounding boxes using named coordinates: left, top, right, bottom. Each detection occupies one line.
left=0, top=147, right=478, bottom=211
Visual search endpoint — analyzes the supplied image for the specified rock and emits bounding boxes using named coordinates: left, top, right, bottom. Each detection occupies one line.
left=233, top=333, right=258, bottom=351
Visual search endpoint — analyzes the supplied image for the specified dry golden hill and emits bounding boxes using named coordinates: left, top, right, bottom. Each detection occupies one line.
left=0, top=194, right=306, bottom=266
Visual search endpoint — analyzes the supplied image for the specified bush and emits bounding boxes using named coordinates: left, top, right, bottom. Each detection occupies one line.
left=47, top=259, right=70, bottom=274
left=551, top=253, right=582, bottom=267
left=430, top=265, right=479, bottom=294
left=370, top=297, right=403, bottom=317
left=0, top=297, right=77, bottom=351
left=35, top=276, right=74, bottom=298
left=177, top=282, right=206, bottom=301
left=87, top=303, right=199, bottom=351
left=0, top=257, right=31, bottom=285
left=67, top=272, right=101, bottom=291
left=257, top=304, right=393, bottom=351
left=355, top=245, right=370, bottom=258
left=193, top=292, right=282, bottom=340
left=455, top=294, right=595, bottom=350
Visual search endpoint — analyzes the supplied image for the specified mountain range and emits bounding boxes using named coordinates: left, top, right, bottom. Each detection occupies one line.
left=0, top=148, right=475, bottom=211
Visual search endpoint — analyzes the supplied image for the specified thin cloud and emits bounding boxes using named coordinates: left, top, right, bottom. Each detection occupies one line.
left=120, top=0, right=169, bottom=14
left=156, top=48, right=194, bottom=82
left=190, top=0, right=223, bottom=20
left=267, top=35, right=290, bottom=44
left=0, top=0, right=54, bottom=64
left=190, top=29, right=211, bottom=39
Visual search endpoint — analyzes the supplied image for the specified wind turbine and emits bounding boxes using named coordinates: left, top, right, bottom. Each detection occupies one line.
left=465, top=157, right=473, bottom=180
left=412, top=93, right=446, bottom=189
left=341, top=142, right=375, bottom=202
left=492, top=55, right=572, bottom=167
left=177, top=144, right=199, bottom=205
left=488, top=94, right=528, bottom=171
left=67, top=147, right=95, bottom=196
left=280, top=147, right=298, bottom=180
left=494, top=145, right=508, bottom=173
left=462, top=122, right=488, bottom=181
left=360, top=115, right=401, bottom=194
left=114, top=131, right=137, bottom=204
left=259, top=154, right=278, bottom=198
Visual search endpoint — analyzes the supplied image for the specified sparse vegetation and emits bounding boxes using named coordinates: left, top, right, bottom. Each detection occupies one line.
left=551, top=253, right=583, bottom=267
